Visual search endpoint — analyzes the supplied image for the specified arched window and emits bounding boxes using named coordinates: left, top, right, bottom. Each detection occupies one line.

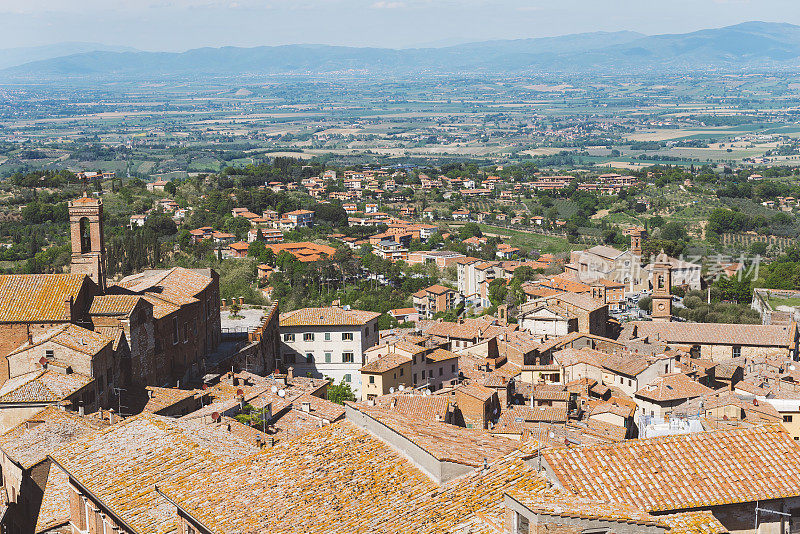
left=79, top=217, right=91, bottom=253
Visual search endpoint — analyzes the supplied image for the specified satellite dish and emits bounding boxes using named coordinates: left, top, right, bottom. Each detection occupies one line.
left=549, top=431, right=555, bottom=439
left=39, top=357, right=48, bottom=367
left=389, top=387, right=395, bottom=394
left=271, top=386, right=278, bottom=393
left=424, top=389, right=431, bottom=396
left=236, top=388, right=244, bottom=397
left=278, top=389, right=286, bottom=398
left=791, top=365, right=797, bottom=371
left=211, top=411, right=220, bottom=422
left=398, top=385, right=405, bottom=391
left=202, top=383, right=208, bottom=390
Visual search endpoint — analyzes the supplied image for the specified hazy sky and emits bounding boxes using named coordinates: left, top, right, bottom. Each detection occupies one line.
left=0, top=0, right=798, bottom=51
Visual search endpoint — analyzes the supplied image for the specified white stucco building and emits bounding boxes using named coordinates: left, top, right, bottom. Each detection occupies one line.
left=278, top=307, right=381, bottom=395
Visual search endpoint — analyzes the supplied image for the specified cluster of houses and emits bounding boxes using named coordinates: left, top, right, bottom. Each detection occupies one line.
left=5, top=195, right=800, bottom=533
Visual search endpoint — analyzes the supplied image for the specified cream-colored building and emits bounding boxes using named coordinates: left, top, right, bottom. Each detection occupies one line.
left=621, top=321, right=799, bottom=361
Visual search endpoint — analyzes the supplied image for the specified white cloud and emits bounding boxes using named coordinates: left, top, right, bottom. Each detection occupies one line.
left=371, top=1, right=405, bottom=7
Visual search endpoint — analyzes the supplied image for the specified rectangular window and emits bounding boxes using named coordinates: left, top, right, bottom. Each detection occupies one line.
left=342, top=332, right=354, bottom=341
left=451, top=364, right=456, bottom=372
left=342, top=353, right=354, bottom=363
left=306, top=353, right=313, bottom=363
left=439, top=367, right=443, bottom=376
left=374, top=323, right=378, bottom=333
left=515, top=512, right=530, bottom=534
left=399, top=368, right=404, bottom=377
left=343, top=374, right=351, bottom=383
left=283, top=333, right=295, bottom=342
left=413, top=373, right=417, bottom=383
left=324, top=332, right=331, bottom=341
left=184, top=322, right=189, bottom=343
left=304, top=333, right=315, bottom=342
left=732, top=346, right=742, bottom=358
left=785, top=415, right=794, bottom=423
left=172, top=317, right=179, bottom=345
left=422, top=370, right=426, bottom=379
left=45, top=349, right=54, bottom=359
left=325, top=353, right=332, bottom=363
left=369, top=375, right=375, bottom=384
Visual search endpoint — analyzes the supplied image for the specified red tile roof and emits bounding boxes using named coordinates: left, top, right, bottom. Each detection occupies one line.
left=0, top=274, right=87, bottom=322
left=280, top=307, right=381, bottom=327
left=543, top=425, right=800, bottom=512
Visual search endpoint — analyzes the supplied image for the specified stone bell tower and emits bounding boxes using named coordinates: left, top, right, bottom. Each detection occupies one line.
left=651, top=251, right=672, bottom=322
left=69, top=195, right=107, bottom=292
left=629, top=227, right=645, bottom=258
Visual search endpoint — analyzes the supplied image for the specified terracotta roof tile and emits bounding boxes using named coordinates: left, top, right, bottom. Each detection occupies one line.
left=374, top=393, right=450, bottom=422
left=0, top=370, right=93, bottom=403
left=280, top=307, right=381, bottom=327
left=0, top=274, right=87, bottom=322
left=543, top=425, right=800, bottom=512
left=635, top=373, right=715, bottom=403
left=361, top=352, right=410, bottom=373
left=624, top=321, right=793, bottom=348
left=0, top=406, right=102, bottom=469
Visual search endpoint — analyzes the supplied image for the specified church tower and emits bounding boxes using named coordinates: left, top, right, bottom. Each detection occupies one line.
left=69, top=195, right=107, bottom=292
left=651, top=251, right=672, bottom=322
left=629, top=227, right=645, bottom=258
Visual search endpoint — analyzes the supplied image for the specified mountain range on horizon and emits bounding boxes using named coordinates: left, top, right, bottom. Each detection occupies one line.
left=3, top=21, right=800, bottom=80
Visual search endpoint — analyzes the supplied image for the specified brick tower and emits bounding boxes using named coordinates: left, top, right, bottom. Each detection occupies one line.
left=651, top=251, right=672, bottom=322
left=629, top=227, right=645, bottom=258
left=69, top=195, right=107, bottom=292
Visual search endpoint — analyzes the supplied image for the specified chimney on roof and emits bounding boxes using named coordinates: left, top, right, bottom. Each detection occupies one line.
left=147, top=389, right=154, bottom=399
left=390, top=398, right=397, bottom=409
left=26, top=324, right=32, bottom=345
left=287, top=366, right=294, bottom=380
left=78, top=402, right=85, bottom=417
left=301, top=401, right=311, bottom=412
left=64, top=296, right=73, bottom=319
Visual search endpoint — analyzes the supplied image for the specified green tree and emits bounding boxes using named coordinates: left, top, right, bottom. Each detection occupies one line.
left=458, top=222, right=482, bottom=240
left=327, top=379, right=356, bottom=405
left=488, top=279, right=508, bottom=307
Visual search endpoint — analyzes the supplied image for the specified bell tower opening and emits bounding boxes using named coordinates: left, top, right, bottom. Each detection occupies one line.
left=651, top=251, right=672, bottom=322
left=79, top=217, right=91, bottom=253
left=69, top=195, right=107, bottom=292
